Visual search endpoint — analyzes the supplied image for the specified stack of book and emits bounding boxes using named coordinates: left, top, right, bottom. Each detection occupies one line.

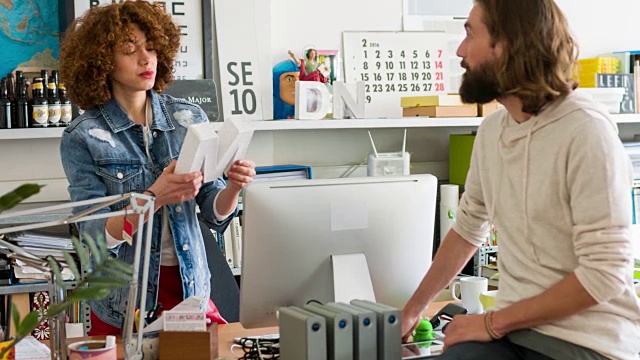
left=577, top=57, right=620, bottom=87
left=401, top=94, right=477, bottom=117
left=0, top=231, right=76, bottom=283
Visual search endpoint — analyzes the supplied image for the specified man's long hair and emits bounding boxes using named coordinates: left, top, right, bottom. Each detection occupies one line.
left=476, top=0, right=578, bottom=114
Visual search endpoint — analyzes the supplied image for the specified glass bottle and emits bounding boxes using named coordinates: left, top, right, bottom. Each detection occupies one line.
left=47, top=78, right=61, bottom=127
left=40, top=69, right=48, bottom=91
left=29, top=79, right=48, bottom=127
left=0, top=78, right=12, bottom=129
left=15, top=77, right=29, bottom=128
left=51, top=70, right=59, bottom=88
left=6, top=72, right=15, bottom=103
left=58, top=83, right=72, bottom=126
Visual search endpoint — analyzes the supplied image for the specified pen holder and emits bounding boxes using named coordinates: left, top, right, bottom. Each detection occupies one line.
left=158, top=324, right=218, bottom=360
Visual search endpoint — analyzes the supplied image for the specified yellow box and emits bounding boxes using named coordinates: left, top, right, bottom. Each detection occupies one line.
left=478, top=101, right=500, bottom=116
left=400, top=94, right=463, bottom=108
left=403, top=105, right=477, bottom=118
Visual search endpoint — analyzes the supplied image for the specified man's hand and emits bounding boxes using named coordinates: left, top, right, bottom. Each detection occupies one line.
left=442, top=314, right=492, bottom=350
left=226, top=160, right=256, bottom=192
left=148, top=161, right=203, bottom=207
left=401, top=304, right=423, bottom=343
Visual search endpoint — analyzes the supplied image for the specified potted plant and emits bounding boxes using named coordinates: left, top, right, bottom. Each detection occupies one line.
left=0, top=184, right=133, bottom=359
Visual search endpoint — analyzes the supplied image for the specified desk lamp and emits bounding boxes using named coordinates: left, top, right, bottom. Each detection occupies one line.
left=0, top=193, right=155, bottom=360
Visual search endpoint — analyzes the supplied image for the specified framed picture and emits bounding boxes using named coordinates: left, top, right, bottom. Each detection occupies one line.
left=58, top=0, right=214, bottom=80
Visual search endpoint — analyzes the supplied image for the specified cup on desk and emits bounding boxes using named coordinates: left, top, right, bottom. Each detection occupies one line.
left=479, top=290, right=499, bottom=312
left=451, top=277, right=488, bottom=314
left=68, top=336, right=116, bottom=360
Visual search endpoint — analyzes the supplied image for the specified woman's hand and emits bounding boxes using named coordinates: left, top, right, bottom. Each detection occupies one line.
left=148, top=161, right=203, bottom=207
left=226, top=160, right=256, bottom=192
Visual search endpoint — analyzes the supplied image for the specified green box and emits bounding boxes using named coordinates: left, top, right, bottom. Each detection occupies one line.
left=449, top=134, right=476, bottom=186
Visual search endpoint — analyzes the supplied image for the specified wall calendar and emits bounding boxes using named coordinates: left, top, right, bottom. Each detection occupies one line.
left=343, top=31, right=458, bottom=118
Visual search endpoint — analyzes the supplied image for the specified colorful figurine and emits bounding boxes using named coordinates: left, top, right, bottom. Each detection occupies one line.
left=288, top=47, right=331, bottom=84
left=272, top=59, right=299, bottom=120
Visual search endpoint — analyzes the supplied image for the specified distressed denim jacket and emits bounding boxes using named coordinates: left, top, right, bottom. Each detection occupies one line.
left=60, top=90, right=235, bottom=328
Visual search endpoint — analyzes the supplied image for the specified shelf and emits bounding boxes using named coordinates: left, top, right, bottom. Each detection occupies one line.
left=0, top=127, right=65, bottom=140
left=4, top=113, right=640, bottom=140
left=243, top=117, right=484, bottom=130
left=0, top=281, right=77, bottom=295
left=0, top=202, right=72, bottom=225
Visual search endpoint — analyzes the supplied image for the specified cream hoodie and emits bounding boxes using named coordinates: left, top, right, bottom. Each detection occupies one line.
left=452, top=91, right=640, bottom=359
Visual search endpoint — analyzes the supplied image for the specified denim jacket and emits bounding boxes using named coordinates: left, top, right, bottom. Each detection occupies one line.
left=60, top=90, right=235, bottom=328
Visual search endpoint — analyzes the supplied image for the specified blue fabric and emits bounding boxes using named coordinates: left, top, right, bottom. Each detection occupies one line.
left=60, top=90, right=236, bottom=328
left=272, top=59, right=298, bottom=120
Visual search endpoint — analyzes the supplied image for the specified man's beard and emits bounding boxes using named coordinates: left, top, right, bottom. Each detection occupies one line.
left=459, top=60, right=501, bottom=104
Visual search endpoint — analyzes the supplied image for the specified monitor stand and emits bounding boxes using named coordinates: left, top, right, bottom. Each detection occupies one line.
left=331, top=253, right=376, bottom=303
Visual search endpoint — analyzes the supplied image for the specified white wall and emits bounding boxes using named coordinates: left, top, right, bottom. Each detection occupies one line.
left=555, top=0, right=640, bottom=58
left=270, top=0, right=403, bottom=66
left=5, top=0, right=640, bottom=202
left=272, top=0, right=640, bottom=63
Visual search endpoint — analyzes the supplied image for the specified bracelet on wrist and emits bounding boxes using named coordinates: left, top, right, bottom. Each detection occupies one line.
left=484, top=311, right=504, bottom=340
left=142, top=189, right=156, bottom=198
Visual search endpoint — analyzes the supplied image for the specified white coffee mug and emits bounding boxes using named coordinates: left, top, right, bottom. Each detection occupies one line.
left=451, top=277, right=488, bottom=314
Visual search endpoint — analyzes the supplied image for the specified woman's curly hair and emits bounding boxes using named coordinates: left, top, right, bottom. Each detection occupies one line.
left=59, top=1, right=180, bottom=110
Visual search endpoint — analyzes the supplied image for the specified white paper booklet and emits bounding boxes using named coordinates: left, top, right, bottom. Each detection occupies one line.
left=175, top=119, right=254, bottom=183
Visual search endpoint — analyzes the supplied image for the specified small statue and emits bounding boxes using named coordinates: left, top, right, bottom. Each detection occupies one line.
left=272, top=59, right=300, bottom=120
left=288, top=47, right=331, bottom=84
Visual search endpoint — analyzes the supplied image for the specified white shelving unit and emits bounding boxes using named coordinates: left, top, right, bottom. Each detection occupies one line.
left=0, top=127, right=66, bottom=140
left=2, top=113, right=640, bottom=139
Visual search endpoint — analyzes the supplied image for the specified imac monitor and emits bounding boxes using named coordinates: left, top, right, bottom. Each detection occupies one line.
left=239, top=175, right=437, bottom=328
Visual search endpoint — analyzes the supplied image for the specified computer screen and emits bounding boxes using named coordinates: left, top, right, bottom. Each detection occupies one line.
left=239, top=175, right=437, bottom=328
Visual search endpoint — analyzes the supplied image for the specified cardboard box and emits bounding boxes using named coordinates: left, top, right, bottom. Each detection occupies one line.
left=403, top=105, right=478, bottom=118
left=478, top=101, right=500, bottom=116
left=159, top=324, right=218, bottom=360
left=400, top=94, right=463, bottom=108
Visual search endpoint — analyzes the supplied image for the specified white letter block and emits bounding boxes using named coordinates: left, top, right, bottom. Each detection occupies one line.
left=295, top=81, right=332, bottom=120
left=332, top=81, right=365, bottom=119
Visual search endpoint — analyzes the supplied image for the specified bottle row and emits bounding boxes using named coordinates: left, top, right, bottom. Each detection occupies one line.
left=0, top=69, right=73, bottom=129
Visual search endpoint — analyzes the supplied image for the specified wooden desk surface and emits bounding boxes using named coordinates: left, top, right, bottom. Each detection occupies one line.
left=48, top=301, right=451, bottom=360
left=215, top=301, right=451, bottom=359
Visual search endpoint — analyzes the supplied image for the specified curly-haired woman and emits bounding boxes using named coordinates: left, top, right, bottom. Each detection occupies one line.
left=59, top=1, right=255, bottom=335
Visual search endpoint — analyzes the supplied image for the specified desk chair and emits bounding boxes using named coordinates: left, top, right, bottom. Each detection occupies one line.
left=199, top=220, right=241, bottom=323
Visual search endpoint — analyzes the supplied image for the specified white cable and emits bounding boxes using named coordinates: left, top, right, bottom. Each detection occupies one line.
left=340, top=160, right=367, bottom=178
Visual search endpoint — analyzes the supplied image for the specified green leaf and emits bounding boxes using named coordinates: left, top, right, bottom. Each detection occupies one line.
left=94, top=233, right=109, bottom=261
left=46, top=302, right=70, bottom=319
left=73, top=235, right=91, bottom=274
left=62, top=251, right=81, bottom=281
left=16, top=311, right=40, bottom=338
left=86, top=276, right=129, bottom=288
left=105, top=258, right=133, bottom=275
left=97, top=265, right=133, bottom=282
left=67, top=287, right=111, bottom=301
left=85, top=233, right=101, bottom=264
left=12, top=305, right=21, bottom=330
left=46, top=257, right=63, bottom=284
left=0, top=184, right=42, bottom=212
